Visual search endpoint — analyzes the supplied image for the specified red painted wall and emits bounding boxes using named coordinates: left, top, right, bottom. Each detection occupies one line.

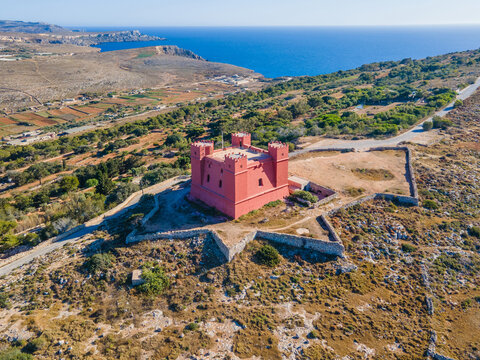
left=190, top=134, right=289, bottom=219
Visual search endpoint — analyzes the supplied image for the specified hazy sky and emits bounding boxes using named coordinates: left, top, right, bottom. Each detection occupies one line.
left=3, top=0, right=480, bottom=27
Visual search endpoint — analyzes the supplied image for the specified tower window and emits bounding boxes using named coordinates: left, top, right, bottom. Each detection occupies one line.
left=207, top=174, right=210, bottom=182
left=220, top=169, right=223, bottom=174
left=208, top=163, right=211, bottom=168
left=219, top=180, right=222, bottom=188
left=259, top=178, right=263, bottom=186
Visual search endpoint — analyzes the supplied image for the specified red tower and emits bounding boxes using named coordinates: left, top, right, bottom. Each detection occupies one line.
left=189, top=133, right=289, bottom=219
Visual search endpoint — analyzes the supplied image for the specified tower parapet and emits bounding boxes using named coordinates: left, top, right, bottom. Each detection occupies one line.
left=268, top=141, right=289, bottom=161
left=191, top=140, right=214, bottom=160
left=224, top=152, right=248, bottom=173
left=190, top=141, right=214, bottom=186
left=231, top=132, right=251, bottom=148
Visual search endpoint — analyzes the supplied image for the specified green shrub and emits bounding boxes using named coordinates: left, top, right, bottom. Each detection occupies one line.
left=292, top=190, right=318, bottom=203
left=0, top=348, right=33, bottom=360
left=401, top=243, right=417, bottom=253
left=184, top=323, right=199, bottom=332
left=256, top=245, right=280, bottom=267
left=468, top=226, right=480, bottom=239
left=23, top=337, right=46, bottom=353
left=422, top=121, right=433, bottom=131
left=454, top=99, right=463, bottom=108
left=264, top=200, right=283, bottom=208
left=423, top=199, right=439, bottom=210
left=84, top=253, right=113, bottom=274
left=432, top=116, right=453, bottom=129
left=137, top=264, right=170, bottom=296
left=85, top=178, right=99, bottom=188
left=0, top=292, right=10, bottom=309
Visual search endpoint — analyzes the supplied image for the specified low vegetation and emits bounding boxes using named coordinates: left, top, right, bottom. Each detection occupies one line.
left=255, top=244, right=281, bottom=267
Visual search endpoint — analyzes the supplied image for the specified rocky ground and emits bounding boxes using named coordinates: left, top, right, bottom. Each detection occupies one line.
left=0, top=90, right=479, bottom=360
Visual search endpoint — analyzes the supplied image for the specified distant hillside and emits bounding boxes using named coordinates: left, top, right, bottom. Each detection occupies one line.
left=0, top=20, right=164, bottom=46
left=0, top=20, right=70, bottom=34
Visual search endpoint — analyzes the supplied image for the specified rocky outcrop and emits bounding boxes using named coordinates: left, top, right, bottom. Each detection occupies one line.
left=0, top=27, right=164, bottom=46
left=72, top=30, right=164, bottom=46
left=154, top=46, right=204, bottom=60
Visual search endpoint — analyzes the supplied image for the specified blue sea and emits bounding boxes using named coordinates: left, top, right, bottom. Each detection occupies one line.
left=81, top=26, right=480, bottom=78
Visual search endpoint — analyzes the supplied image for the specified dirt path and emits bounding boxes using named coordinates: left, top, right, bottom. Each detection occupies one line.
left=29, top=59, right=53, bottom=85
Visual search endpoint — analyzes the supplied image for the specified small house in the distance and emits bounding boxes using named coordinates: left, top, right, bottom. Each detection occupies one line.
left=189, top=133, right=289, bottom=219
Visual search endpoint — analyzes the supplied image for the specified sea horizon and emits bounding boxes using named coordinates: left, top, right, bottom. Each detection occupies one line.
left=79, top=25, right=480, bottom=78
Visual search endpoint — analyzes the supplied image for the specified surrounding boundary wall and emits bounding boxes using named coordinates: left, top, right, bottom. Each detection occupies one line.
left=127, top=225, right=345, bottom=262
left=367, top=146, right=418, bottom=201
left=126, top=146, right=419, bottom=263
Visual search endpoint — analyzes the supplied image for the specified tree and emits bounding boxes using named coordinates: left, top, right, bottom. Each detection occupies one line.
left=0, top=221, right=16, bottom=236
left=454, top=99, right=463, bottom=108
left=95, top=172, right=115, bottom=195
left=85, top=178, right=99, bottom=188
left=59, top=176, right=79, bottom=193
left=31, top=166, right=49, bottom=185
left=106, top=182, right=139, bottom=206
left=84, top=253, right=113, bottom=274
left=164, top=133, right=183, bottom=147
left=186, top=126, right=205, bottom=139
left=422, top=121, right=433, bottom=131
left=287, top=101, right=310, bottom=118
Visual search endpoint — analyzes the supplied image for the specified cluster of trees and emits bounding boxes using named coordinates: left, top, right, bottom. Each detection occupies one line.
left=6, top=161, right=64, bottom=186
left=1, top=49, right=478, bottom=254
left=140, top=153, right=190, bottom=187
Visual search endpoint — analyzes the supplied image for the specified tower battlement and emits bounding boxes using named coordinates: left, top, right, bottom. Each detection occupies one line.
left=231, top=132, right=251, bottom=148
left=268, top=141, right=289, bottom=161
left=191, top=140, right=214, bottom=159
left=190, top=133, right=289, bottom=218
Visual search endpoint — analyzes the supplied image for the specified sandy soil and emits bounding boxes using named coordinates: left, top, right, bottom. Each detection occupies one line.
left=289, top=150, right=410, bottom=199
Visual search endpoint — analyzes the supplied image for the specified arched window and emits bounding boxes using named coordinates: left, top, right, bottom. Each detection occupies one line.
left=219, top=180, right=222, bottom=188
left=258, top=178, right=263, bottom=186
left=220, top=169, right=223, bottom=174
left=207, top=174, right=210, bottom=182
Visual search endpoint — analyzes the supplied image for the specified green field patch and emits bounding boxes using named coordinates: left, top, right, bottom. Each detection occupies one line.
left=136, top=52, right=155, bottom=58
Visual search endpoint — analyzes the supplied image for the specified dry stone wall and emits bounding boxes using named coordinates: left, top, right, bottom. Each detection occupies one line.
left=127, top=226, right=345, bottom=262
left=256, top=231, right=344, bottom=257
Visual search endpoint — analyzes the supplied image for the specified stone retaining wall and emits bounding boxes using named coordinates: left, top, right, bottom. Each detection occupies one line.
left=367, top=146, right=419, bottom=201
left=127, top=225, right=345, bottom=262
left=225, top=231, right=257, bottom=261
left=319, top=214, right=342, bottom=243
left=256, top=230, right=344, bottom=257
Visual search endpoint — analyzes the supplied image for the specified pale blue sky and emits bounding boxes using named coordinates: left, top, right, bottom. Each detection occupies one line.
left=3, top=0, right=480, bottom=27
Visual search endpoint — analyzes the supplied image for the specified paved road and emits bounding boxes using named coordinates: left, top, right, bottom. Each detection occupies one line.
left=0, top=176, right=188, bottom=277
left=292, top=76, right=480, bottom=154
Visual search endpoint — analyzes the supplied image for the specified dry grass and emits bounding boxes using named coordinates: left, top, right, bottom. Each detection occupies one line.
left=289, top=150, right=409, bottom=199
